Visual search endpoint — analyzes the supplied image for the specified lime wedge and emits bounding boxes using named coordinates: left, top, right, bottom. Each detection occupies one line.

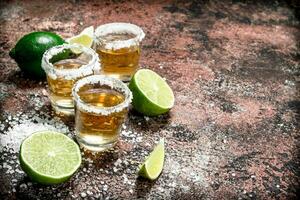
left=80, top=26, right=94, bottom=37
left=66, top=26, right=94, bottom=53
left=129, top=69, right=175, bottom=116
left=19, top=131, right=82, bottom=185
left=138, top=138, right=165, bottom=180
left=67, top=34, right=93, bottom=47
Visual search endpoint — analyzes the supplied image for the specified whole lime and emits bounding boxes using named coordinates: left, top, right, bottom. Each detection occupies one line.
left=9, top=32, right=65, bottom=79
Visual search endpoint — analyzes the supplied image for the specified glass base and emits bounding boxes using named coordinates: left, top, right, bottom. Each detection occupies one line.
left=51, top=102, right=74, bottom=116
left=101, top=73, right=132, bottom=82
left=76, top=135, right=117, bottom=152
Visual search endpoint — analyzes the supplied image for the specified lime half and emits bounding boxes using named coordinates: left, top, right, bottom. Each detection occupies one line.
left=129, top=69, right=175, bottom=116
left=138, top=138, right=165, bottom=180
left=20, top=131, right=81, bottom=185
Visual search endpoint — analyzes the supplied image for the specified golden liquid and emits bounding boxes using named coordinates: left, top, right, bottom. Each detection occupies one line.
left=75, top=85, right=127, bottom=150
left=96, top=33, right=140, bottom=81
left=47, top=59, right=87, bottom=114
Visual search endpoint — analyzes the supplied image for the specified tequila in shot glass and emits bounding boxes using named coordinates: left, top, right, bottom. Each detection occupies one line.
left=42, top=44, right=100, bottom=115
left=72, top=75, right=132, bottom=151
left=94, top=23, right=145, bottom=82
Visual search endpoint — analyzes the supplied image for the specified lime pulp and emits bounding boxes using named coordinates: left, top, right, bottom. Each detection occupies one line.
left=19, top=131, right=81, bottom=185
left=129, top=69, right=175, bottom=116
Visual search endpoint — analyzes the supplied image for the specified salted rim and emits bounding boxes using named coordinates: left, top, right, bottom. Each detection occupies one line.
left=72, top=75, right=132, bottom=115
left=94, top=22, right=145, bottom=50
left=41, top=44, right=100, bottom=80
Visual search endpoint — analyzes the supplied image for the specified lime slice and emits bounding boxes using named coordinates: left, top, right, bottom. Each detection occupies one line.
left=19, top=131, right=81, bottom=185
left=129, top=69, right=175, bottom=116
left=66, top=26, right=94, bottom=53
left=138, top=138, right=165, bottom=180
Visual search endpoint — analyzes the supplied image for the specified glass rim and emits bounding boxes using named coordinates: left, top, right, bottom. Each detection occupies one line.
left=72, top=75, right=132, bottom=115
left=94, top=22, right=145, bottom=50
left=41, top=44, right=100, bottom=80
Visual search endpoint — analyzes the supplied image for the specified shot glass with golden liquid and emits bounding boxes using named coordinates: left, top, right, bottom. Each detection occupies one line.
left=42, top=44, right=100, bottom=115
left=94, top=23, right=145, bottom=82
left=72, top=75, right=132, bottom=151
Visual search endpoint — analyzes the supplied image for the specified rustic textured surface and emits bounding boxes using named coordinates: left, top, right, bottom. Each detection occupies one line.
left=0, top=0, right=299, bottom=199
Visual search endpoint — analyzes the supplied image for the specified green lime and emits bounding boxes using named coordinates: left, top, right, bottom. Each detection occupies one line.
left=19, top=131, right=81, bottom=185
left=138, top=138, right=165, bottom=180
left=129, top=69, right=175, bottom=116
left=9, top=32, right=65, bottom=78
left=49, top=48, right=73, bottom=64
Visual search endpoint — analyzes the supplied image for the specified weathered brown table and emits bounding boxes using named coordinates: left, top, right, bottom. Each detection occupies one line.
left=0, top=1, right=299, bottom=199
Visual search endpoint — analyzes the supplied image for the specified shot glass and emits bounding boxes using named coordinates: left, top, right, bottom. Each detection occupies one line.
left=72, top=75, right=132, bottom=151
left=42, top=44, right=100, bottom=115
left=94, top=22, right=145, bottom=82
